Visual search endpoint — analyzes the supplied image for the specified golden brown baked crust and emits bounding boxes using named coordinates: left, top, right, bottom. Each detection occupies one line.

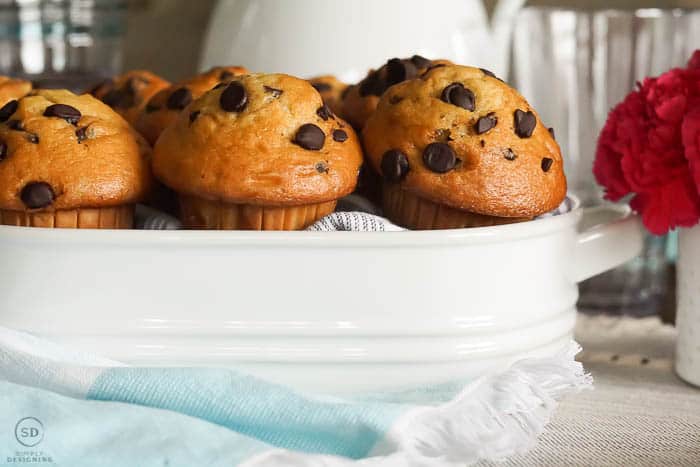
left=0, top=89, right=152, bottom=211
left=342, top=56, right=450, bottom=130
left=136, top=66, right=248, bottom=145
left=153, top=73, right=363, bottom=205
left=89, top=70, right=170, bottom=126
left=0, top=76, right=32, bottom=107
left=363, top=64, right=567, bottom=218
left=308, top=75, right=347, bottom=117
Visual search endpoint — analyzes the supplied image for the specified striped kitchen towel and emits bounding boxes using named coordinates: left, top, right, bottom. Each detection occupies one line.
left=0, top=326, right=590, bottom=467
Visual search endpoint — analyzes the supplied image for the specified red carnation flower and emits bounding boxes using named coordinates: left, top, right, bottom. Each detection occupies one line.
left=683, top=107, right=700, bottom=192
left=688, top=50, right=700, bottom=70
left=594, top=52, right=700, bottom=235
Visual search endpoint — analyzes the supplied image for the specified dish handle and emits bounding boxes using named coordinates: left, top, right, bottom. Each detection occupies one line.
left=572, top=203, right=644, bottom=283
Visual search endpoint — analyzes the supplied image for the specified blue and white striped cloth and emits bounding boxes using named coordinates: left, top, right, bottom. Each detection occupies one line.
left=0, top=326, right=590, bottom=466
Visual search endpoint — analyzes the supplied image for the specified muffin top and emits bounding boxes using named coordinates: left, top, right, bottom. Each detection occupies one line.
left=136, top=66, right=248, bottom=145
left=89, top=70, right=170, bottom=126
left=342, top=55, right=450, bottom=130
left=0, top=89, right=152, bottom=211
left=0, top=76, right=32, bottom=107
left=308, top=75, right=347, bottom=118
left=153, top=73, right=363, bottom=205
left=363, top=64, right=566, bottom=218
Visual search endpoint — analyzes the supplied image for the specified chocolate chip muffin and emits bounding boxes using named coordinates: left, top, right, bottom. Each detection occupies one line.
left=136, top=66, right=248, bottom=145
left=363, top=64, right=567, bottom=229
left=308, top=75, right=347, bottom=117
left=89, top=70, right=170, bottom=127
left=342, top=56, right=449, bottom=131
left=153, top=73, right=363, bottom=230
left=0, top=76, right=31, bottom=106
left=0, top=89, right=152, bottom=228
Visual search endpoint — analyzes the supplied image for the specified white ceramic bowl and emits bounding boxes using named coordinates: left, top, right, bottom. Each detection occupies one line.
left=0, top=199, right=642, bottom=393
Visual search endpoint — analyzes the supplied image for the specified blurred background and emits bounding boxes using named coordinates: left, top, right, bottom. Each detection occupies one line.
left=3, top=0, right=699, bottom=82
left=127, top=0, right=700, bottom=79
left=2, top=0, right=699, bottom=319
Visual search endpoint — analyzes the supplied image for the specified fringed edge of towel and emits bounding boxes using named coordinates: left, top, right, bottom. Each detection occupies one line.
left=243, top=342, right=592, bottom=467
left=391, top=341, right=591, bottom=465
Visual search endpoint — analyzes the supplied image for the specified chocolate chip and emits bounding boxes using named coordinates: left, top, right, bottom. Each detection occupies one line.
left=381, top=149, right=410, bottom=182
left=219, top=82, right=248, bottom=112
left=293, top=123, right=325, bottom=150
left=475, top=112, right=497, bottom=134
left=43, top=104, right=81, bottom=125
left=480, top=140, right=485, bottom=148
left=541, top=157, right=553, bottom=172
left=504, top=148, right=517, bottom=161
left=118, top=85, right=136, bottom=108
left=389, top=95, right=403, bottom=105
left=101, top=89, right=125, bottom=108
left=76, top=126, right=89, bottom=142
left=548, top=127, right=555, bottom=139
left=317, top=104, right=333, bottom=121
left=514, top=110, right=536, bottom=138
left=332, top=129, right=348, bottom=142
left=189, top=110, right=200, bottom=124
left=423, top=143, right=457, bottom=173
left=101, top=89, right=122, bottom=107
left=145, top=103, right=160, bottom=113
left=0, top=100, right=18, bottom=122
left=167, top=87, right=192, bottom=110
left=359, top=72, right=386, bottom=97
left=88, top=79, right=112, bottom=96
left=411, top=55, right=432, bottom=69
left=311, top=82, right=332, bottom=93
left=315, top=161, right=329, bottom=173
left=20, top=181, right=54, bottom=209
left=25, top=133, right=39, bottom=144
left=263, top=85, right=283, bottom=98
left=7, top=119, right=23, bottom=131
left=124, top=78, right=139, bottom=95
left=0, top=141, right=6, bottom=161
left=219, top=70, right=234, bottom=81
left=386, top=58, right=417, bottom=86
left=441, top=83, right=475, bottom=111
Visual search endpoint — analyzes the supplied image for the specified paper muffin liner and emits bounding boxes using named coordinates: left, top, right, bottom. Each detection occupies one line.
left=179, top=195, right=337, bottom=230
left=0, top=205, right=135, bottom=229
left=382, top=183, right=530, bottom=230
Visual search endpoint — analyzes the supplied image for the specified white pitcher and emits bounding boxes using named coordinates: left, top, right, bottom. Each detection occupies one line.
left=199, top=0, right=525, bottom=81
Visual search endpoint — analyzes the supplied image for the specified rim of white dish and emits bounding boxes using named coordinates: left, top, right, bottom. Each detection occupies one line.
left=0, top=195, right=621, bottom=247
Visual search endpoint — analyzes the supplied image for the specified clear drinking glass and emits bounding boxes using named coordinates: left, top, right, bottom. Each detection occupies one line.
left=0, top=0, right=126, bottom=91
left=512, top=7, right=700, bottom=315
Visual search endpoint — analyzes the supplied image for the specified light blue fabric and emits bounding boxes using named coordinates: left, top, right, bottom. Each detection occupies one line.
left=0, top=325, right=589, bottom=466
left=87, top=368, right=406, bottom=459
left=0, top=380, right=272, bottom=467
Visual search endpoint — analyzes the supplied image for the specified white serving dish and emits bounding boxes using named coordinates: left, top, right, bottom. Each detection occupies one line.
left=0, top=199, right=642, bottom=393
